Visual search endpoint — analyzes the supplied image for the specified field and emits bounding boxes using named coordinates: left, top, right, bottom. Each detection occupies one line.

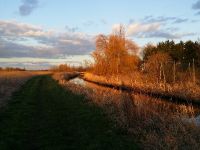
left=0, top=71, right=51, bottom=108
left=0, top=71, right=200, bottom=149
left=0, top=74, right=137, bottom=150
left=1, top=1, right=200, bottom=149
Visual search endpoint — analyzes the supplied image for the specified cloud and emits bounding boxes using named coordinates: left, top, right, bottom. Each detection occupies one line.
left=126, top=22, right=160, bottom=36
left=141, top=31, right=195, bottom=39
left=173, top=18, right=188, bottom=24
left=142, top=16, right=176, bottom=23
left=19, top=0, right=39, bottom=16
left=0, top=57, right=90, bottom=70
left=100, top=19, right=107, bottom=25
left=195, top=11, right=200, bottom=15
left=192, top=1, right=200, bottom=15
left=140, top=16, right=188, bottom=24
left=0, top=38, right=56, bottom=58
left=65, top=25, right=79, bottom=33
left=83, top=20, right=97, bottom=27
left=192, top=0, right=200, bottom=10
left=191, top=19, right=200, bottom=23
left=144, top=31, right=178, bottom=39
left=122, top=15, right=194, bottom=39
left=0, top=20, right=42, bottom=37
left=112, top=22, right=160, bottom=37
left=112, top=22, right=195, bottom=40
left=0, top=20, right=95, bottom=58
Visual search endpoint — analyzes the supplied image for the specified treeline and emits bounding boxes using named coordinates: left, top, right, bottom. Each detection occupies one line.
left=91, top=26, right=200, bottom=84
left=50, top=64, right=88, bottom=72
left=0, top=67, right=26, bottom=71
left=143, top=40, right=200, bottom=69
left=143, top=41, right=200, bottom=83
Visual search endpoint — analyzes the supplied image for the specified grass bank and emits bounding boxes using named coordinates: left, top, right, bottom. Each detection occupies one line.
left=82, top=72, right=200, bottom=105
left=0, top=75, right=137, bottom=150
left=61, top=76, right=200, bottom=150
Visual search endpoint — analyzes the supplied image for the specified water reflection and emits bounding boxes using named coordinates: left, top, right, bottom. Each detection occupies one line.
left=69, top=78, right=85, bottom=86
left=69, top=77, right=200, bottom=126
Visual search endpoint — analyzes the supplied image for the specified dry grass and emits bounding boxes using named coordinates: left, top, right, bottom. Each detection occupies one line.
left=55, top=77, right=200, bottom=150
left=83, top=72, right=200, bottom=102
left=0, top=71, right=51, bottom=108
left=52, top=72, right=80, bottom=84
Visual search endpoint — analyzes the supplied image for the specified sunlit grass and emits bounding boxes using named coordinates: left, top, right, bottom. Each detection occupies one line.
left=83, top=72, right=200, bottom=102
left=56, top=75, right=200, bottom=150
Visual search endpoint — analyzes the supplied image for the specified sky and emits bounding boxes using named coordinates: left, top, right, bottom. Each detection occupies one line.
left=0, top=0, right=200, bottom=69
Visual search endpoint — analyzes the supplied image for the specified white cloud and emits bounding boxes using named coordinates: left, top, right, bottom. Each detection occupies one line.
left=0, top=55, right=92, bottom=69
left=112, top=22, right=195, bottom=40
left=0, top=20, right=42, bottom=36
left=112, top=24, right=121, bottom=32
left=0, top=20, right=95, bottom=58
left=126, top=22, right=160, bottom=36
left=112, top=22, right=160, bottom=36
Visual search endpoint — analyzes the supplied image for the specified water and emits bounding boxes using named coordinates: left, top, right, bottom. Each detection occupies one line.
left=69, top=78, right=85, bottom=86
left=69, top=77, right=200, bottom=126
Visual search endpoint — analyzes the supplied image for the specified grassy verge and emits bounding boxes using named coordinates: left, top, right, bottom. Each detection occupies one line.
left=0, top=75, right=137, bottom=150
left=62, top=77, right=200, bottom=150
left=82, top=72, right=200, bottom=104
left=0, top=71, right=51, bottom=108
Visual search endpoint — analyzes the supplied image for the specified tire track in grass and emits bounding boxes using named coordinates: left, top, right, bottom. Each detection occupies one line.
left=0, top=76, right=138, bottom=150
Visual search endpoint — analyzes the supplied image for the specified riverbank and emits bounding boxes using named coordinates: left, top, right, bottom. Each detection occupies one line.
left=52, top=72, right=80, bottom=84
left=60, top=76, right=200, bottom=150
left=82, top=72, right=200, bottom=105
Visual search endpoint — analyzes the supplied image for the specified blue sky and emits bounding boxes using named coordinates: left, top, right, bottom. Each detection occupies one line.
left=0, top=0, right=200, bottom=69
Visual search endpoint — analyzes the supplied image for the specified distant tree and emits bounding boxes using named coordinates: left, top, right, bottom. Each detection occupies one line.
left=157, top=40, right=175, bottom=53
left=143, top=43, right=157, bottom=61
left=184, top=41, right=198, bottom=62
left=50, top=64, right=73, bottom=72
left=145, top=52, right=173, bottom=83
left=196, top=41, right=200, bottom=68
left=173, top=41, right=185, bottom=62
left=143, top=40, right=200, bottom=71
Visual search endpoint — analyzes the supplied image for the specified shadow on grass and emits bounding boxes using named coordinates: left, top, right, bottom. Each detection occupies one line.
left=0, top=76, right=138, bottom=150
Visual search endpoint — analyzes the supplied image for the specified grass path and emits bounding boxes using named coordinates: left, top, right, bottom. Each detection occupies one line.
left=0, top=76, right=138, bottom=150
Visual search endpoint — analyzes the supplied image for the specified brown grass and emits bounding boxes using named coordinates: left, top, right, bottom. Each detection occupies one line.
left=0, top=71, right=51, bottom=108
left=52, top=72, right=80, bottom=84
left=83, top=72, right=200, bottom=102
left=55, top=76, right=200, bottom=150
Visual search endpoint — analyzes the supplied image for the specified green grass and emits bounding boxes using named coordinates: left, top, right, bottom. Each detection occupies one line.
left=0, top=76, right=138, bottom=150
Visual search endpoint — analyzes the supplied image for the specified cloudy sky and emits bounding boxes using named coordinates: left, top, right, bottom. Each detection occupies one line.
left=0, top=0, right=200, bottom=69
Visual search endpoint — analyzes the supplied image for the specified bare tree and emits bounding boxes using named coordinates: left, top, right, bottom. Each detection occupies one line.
left=145, top=52, right=173, bottom=83
left=92, top=25, right=140, bottom=76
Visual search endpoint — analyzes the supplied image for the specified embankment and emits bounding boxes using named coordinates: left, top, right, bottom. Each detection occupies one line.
left=81, top=73, right=200, bottom=106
